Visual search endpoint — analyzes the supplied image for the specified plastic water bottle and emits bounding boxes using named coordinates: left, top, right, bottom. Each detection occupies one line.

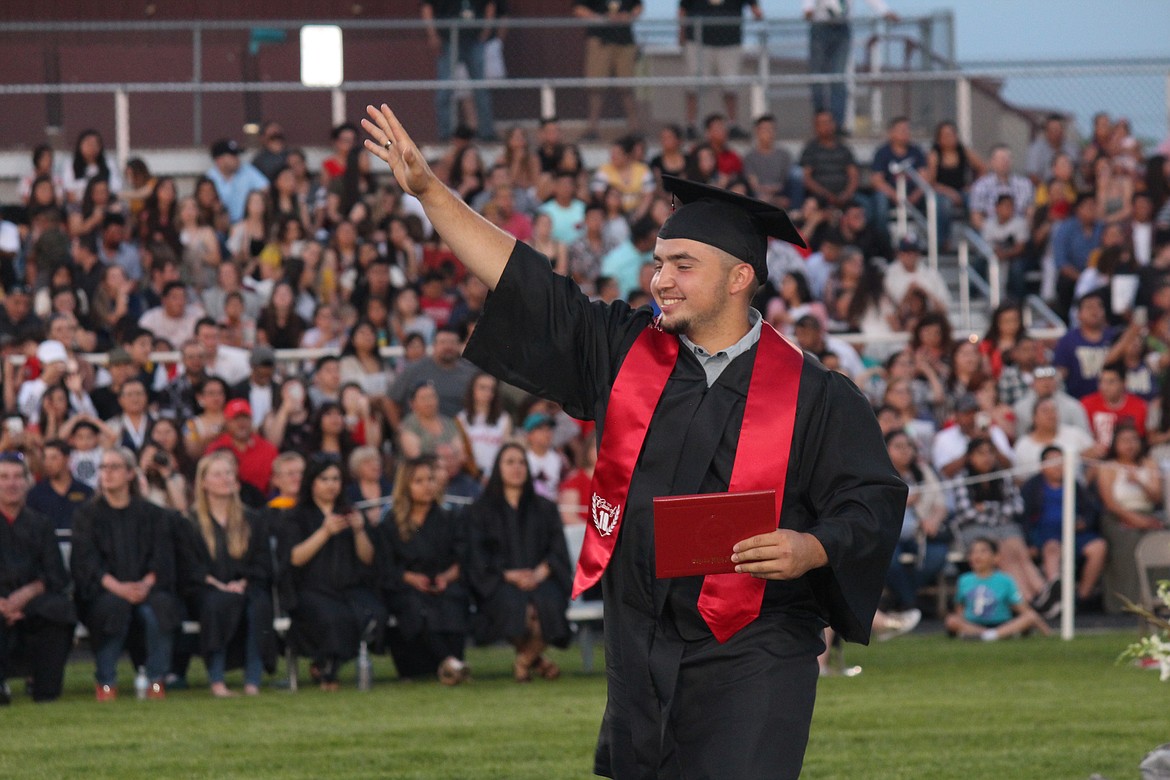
left=357, top=641, right=372, bottom=692
left=134, top=666, right=149, bottom=700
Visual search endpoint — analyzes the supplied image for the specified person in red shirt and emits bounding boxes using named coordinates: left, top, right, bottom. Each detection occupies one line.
left=418, top=272, right=456, bottom=329
left=702, top=113, right=743, bottom=178
left=205, top=399, right=277, bottom=503
left=1081, top=362, right=1148, bottom=449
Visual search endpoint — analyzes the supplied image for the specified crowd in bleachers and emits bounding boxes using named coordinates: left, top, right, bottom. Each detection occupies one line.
left=2, top=91, right=1170, bottom=704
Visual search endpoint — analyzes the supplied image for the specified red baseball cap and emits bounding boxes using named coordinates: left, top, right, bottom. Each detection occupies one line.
left=224, top=399, right=252, bottom=419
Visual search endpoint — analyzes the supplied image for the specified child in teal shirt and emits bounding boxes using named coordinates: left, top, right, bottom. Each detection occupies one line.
left=945, top=537, right=1051, bottom=640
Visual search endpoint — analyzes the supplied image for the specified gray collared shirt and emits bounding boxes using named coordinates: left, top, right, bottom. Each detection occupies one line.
left=678, top=308, right=763, bottom=388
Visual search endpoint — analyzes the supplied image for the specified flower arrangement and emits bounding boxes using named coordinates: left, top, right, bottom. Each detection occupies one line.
left=1119, top=581, right=1170, bottom=682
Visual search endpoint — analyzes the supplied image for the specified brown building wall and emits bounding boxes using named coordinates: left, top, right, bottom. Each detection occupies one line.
left=0, top=1, right=591, bottom=149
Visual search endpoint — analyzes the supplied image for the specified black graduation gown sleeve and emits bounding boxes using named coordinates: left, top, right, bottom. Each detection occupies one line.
left=795, top=368, right=906, bottom=644
left=463, top=240, right=648, bottom=422
left=70, top=500, right=109, bottom=606
left=0, top=509, right=75, bottom=625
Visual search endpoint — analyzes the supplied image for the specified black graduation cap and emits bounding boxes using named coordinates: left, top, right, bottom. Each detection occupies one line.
left=658, top=174, right=806, bottom=284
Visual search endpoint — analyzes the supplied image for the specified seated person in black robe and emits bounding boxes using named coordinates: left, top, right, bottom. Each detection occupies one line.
left=464, top=443, right=571, bottom=682
left=72, top=447, right=181, bottom=700
left=0, top=452, right=76, bottom=704
left=276, top=455, right=385, bottom=690
left=185, top=451, right=275, bottom=697
left=374, top=456, right=470, bottom=683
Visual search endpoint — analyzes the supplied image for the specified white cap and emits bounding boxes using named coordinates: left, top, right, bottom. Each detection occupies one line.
left=36, top=339, right=68, bottom=364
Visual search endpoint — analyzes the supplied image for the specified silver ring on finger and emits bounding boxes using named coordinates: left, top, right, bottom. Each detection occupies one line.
left=384, top=140, right=394, bottom=150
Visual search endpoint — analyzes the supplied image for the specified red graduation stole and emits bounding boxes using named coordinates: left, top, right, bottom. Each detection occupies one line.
left=572, top=318, right=804, bottom=642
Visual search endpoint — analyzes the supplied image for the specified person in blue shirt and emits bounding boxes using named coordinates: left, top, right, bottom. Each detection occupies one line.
left=536, top=171, right=586, bottom=246
left=204, top=139, right=270, bottom=223
left=1020, top=445, right=1107, bottom=610
left=945, top=536, right=1051, bottom=641
left=1052, top=193, right=1104, bottom=319
left=600, top=216, right=657, bottom=299
left=26, top=439, right=93, bottom=532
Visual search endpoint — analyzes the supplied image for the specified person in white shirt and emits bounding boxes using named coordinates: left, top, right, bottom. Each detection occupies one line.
left=883, top=233, right=951, bottom=313
left=522, top=413, right=564, bottom=503
left=1131, top=192, right=1156, bottom=267
left=932, top=394, right=1014, bottom=479
left=16, top=340, right=69, bottom=425
left=194, top=317, right=251, bottom=386
left=138, top=282, right=206, bottom=348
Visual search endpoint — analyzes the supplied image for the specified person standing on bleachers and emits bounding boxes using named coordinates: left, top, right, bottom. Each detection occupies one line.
left=72, top=447, right=180, bottom=701
left=0, top=452, right=76, bottom=704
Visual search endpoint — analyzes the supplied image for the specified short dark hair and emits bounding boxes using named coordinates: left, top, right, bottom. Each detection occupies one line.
left=162, top=280, right=187, bottom=298
left=753, top=114, right=775, bottom=127
left=331, top=122, right=358, bottom=139
left=970, top=536, right=999, bottom=555
left=703, top=113, right=726, bottom=129
left=44, top=438, right=71, bottom=457
left=1100, top=361, right=1126, bottom=381
left=194, top=316, right=218, bottom=333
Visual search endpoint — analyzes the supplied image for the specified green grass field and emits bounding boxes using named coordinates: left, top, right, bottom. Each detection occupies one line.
left=0, top=630, right=1164, bottom=779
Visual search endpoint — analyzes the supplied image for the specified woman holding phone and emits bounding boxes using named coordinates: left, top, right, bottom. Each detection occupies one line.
left=277, top=455, right=386, bottom=690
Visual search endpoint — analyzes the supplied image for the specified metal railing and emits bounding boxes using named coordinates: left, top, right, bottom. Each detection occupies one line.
left=889, top=160, right=1065, bottom=336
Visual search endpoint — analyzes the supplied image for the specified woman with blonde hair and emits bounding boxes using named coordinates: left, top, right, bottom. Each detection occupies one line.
left=184, top=451, right=274, bottom=697
left=375, top=456, right=470, bottom=683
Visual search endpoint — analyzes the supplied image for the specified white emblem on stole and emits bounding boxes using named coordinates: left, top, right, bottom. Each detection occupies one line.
left=591, top=493, right=621, bottom=536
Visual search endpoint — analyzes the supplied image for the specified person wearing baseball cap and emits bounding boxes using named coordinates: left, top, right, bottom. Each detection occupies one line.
left=204, top=398, right=277, bottom=504
left=16, top=340, right=69, bottom=424
left=362, top=103, right=904, bottom=779
left=205, top=138, right=269, bottom=222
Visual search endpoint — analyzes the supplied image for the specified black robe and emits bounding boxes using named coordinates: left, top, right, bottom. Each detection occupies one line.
left=375, top=505, right=470, bottom=639
left=464, top=493, right=572, bottom=648
left=464, top=242, right=906, bottom=779
left=182, top=510, right=275, bottom=667
left=374, top=505, right=471, bottom=677
left=0, top=507, right=74, bottom=626
left=0, top=506, right=76, bottom=700
left=275, top=503, right=386, bottom=661
left=71, top=497, right=182, bottom=640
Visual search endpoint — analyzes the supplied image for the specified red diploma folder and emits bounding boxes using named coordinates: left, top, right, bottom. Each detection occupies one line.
left=653, top=489, right=778, bottom=578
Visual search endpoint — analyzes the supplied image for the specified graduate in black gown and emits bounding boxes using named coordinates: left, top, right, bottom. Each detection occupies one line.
left=276, top=455, right=386, bottom=690
left=185, top=451, right=275, bottom=697
left=464, top=443, right=571, bottom=683
left=0, top=453, right=76, bottom=704
left=362, top=105, right=905, bottom=780
left=374, top=456, right=470, bottom=683
left=72, top=447, right=181, bottom=700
